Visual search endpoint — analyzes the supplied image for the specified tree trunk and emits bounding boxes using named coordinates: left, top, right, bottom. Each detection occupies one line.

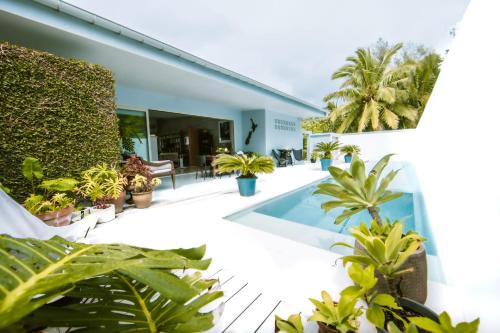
left=368, top=206, right=382, bottom=226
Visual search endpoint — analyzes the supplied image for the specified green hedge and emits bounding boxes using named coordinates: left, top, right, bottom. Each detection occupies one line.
left=0, top=43, right=120, bottom=202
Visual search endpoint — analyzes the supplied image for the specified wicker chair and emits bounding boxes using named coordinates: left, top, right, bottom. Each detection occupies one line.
left=143, top=160, right=176, bottom=189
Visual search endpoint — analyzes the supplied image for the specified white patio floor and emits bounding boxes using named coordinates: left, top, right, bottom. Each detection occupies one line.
left=84, top=163, right=478, bottom=332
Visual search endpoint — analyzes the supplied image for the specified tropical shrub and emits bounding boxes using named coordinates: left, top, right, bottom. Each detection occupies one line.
left=122, top=155, right=153, bottom=180
left=340, top=144, right=361, bottom=156
left=409, top=312, right=479, bottom=333
left=275, top=313, right=304, bottom=333
left=315, top=154, right=402, bottom=225
left=0, top=43, right=120, bottom=202
left=308, top=291, right=362, bottom=333
left=77, top=163, right=127, bottom=204
left=212, top=154, right=275, bottom=178
left=20, top=157, right=78, bottom=215
left=0, top=234, right=223, bottom=332
left=335, top=222, right=423, bottom=298
left=314, top=141, right=340, bottom=159
left=340, top=263, right=402, bottom=329
left=130, top=174, right=161, bottom=193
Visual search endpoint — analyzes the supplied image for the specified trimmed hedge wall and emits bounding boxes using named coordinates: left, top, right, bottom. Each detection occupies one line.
left=0, top=43, right=120, bottom=202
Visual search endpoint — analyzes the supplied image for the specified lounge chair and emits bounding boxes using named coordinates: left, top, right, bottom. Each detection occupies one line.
left=272, top=149, right=287, bottom=167
left=291, top=148, right=306, bottom=165
left=143, top=160, right=176, bottom=189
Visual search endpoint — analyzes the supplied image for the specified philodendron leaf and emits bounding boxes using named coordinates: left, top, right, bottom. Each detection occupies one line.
left=24, top=272, right=224, bottom=332
left=0, top=235, right=212, bottom=330
left=22, top=157, right=43, bottom=181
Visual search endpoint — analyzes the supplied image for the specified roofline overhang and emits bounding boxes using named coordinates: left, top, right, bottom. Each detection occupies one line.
left=22, top=0, right=326, bottom=116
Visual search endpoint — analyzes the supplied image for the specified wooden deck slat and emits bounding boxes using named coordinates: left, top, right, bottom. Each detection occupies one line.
left=228, top=293, right=281, bottom=332
left=207, top=280, right=261, bottom=333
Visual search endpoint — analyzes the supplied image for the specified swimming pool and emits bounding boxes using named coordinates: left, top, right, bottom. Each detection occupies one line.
left=227, top=178, right=437, bottom=256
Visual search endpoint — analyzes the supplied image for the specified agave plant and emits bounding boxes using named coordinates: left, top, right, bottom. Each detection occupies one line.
left=314, top=141, right=340, bottom=159
left=275, top=313, right=304, bottom=333
left=0, top=234, right=223, bottom=331
left=314, top=154, right=402, bottom=225
left=212, top=154, right=275, bottom=178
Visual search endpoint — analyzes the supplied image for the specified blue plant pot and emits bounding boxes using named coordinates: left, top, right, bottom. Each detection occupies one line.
left=344, top=154, right=352, bottom=163
left=320, top=159, right=332, bottom=171
left=236, top=177, right=257, bottom=197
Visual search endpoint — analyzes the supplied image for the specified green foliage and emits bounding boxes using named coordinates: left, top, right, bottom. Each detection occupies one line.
left=275, top=313, right=304, bottom=333
left=409, top=312, right=479, bottom=333
left=130, top=174, right=161, bottom=193
left=341, top=263, right=402, bottom=329
left=213, top=154, right=275, bottom=178
left=302, top=116, right=337, bottom=133
left=0, top=179, right=10, bottom=194
left=335, top=222, right=423, bottom=296
left=314, top=141, right=340, bottom=159
left=324, top=40, right=441, bottom=133
left=0, top=235, right=222, bottom=332
left=77, top=163, right=127, bottom=203
left=18, top=157, right=78, bottom=214
left=0, top=43, right=120, bottom=202
left=314, top=154, right=402, bottom=224
left=23, top=193, right=73, bottom=215
left=386, top=322, right=420, bottom=333
left=308, top=291, right=362, bottom=333
left=340, top=144, right=361, bottom=155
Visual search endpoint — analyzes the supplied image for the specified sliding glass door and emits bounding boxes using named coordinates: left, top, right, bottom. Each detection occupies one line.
left=117, top=109, right=149, bottom=160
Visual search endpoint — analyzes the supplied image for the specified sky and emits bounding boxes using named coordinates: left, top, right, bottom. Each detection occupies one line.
left=66, top=0, right=470, bottom=107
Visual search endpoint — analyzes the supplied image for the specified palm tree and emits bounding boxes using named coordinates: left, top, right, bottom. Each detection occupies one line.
left=404, top=53, right=442, bottom=122
left=325, top=44, right=418, bottom=133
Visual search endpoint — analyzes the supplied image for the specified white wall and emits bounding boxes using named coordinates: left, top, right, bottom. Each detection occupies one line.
left=336, top=130, right=418, bottom=162
left=330, top=0, right=500, bottom=328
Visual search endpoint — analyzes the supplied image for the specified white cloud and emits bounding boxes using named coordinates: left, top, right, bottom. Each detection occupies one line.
left=66, top=0, right=470, bottom=106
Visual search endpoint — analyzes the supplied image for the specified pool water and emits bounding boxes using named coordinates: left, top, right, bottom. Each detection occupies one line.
left=233, top=179, right=437, bottom=256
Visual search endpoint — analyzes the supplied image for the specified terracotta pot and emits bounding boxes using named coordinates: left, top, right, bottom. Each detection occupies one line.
left=355, top=241, right=427, bottom=303
left=36, top=205, right=74, bottom=227
left=111, top=191, right=126, bottom=213
left=132, top=191, right=153, bottom=209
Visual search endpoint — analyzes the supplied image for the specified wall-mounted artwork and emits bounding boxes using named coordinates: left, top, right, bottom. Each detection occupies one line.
left=245, top=118, right=258, bottom=145
left=218, top=121, right=231, bottom=142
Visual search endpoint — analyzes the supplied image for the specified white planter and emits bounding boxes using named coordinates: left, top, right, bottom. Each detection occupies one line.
left=91, top=204, right=116, bottom=223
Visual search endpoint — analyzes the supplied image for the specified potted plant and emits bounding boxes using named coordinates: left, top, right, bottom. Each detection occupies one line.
left=275, top=313, right=304, bottom=333
left=310, top=151, right=319, bottom=163
left=314, top=141, right=340, bottom=171
left=341, top=263, right=443, bottom=333
left=334, top=221, right=427, bottom=303
left=122, top=155, right=153, bottom=185
left=315, top=154, right=402, bottom=226
left=21, top=157, right=78, bottom=227
left=340, top=145, right=360, bottom=163
left=77, top=164, right=128, bottom=222
left=129, top=174, right=161, bottom=208
left=308, top=291, right=362, bottom=333
left=212, top=154, right=275, bottom=197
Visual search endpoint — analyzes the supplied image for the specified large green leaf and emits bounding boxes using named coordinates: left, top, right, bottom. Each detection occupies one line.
left=0, top=235, right=211, bottom=329
left=24, top=271, right=223, bottom=332
left=21, top=157, right=43, bottom=182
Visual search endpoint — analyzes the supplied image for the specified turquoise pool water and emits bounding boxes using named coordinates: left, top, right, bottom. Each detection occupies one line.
left=250, top=179, right=437, bottom=255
